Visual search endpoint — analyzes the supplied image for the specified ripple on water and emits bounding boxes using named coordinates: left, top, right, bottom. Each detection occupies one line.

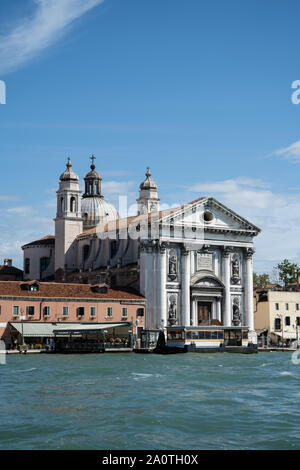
left=1, top=352, right=300, bottom=450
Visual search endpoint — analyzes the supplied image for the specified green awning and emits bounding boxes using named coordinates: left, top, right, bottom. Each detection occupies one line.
left=10, top=322, right=56, bottom=338
left=9, top=322, right=130, bottom=338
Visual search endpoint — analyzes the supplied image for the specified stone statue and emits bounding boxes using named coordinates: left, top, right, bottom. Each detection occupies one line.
left=168, top=255, right=177, bottom=281
left=168, top=299, right=177, bottom=325
left=232, top=305, right=241, bottom=326
left=231, top=257, right=240, bottom=284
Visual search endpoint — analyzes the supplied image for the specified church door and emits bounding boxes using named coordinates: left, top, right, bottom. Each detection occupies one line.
left=197, top=302, right=211, bottom=325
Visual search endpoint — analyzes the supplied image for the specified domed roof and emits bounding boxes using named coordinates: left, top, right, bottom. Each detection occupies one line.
left=82, top=197, right=118, bottom=229
left=60, top=158, right=79, bottom=182
left=140, top=167, right=157, bottom=190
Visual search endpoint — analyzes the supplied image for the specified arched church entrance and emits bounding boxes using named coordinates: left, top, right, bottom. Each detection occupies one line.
left=190, top=272, right=224, bottom=326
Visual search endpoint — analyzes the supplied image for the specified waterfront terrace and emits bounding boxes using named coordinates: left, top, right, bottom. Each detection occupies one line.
left=0, top=281, right=145, bottom=347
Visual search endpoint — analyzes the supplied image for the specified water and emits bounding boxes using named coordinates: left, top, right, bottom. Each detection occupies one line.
left=0, top=352, right=300, bottom=450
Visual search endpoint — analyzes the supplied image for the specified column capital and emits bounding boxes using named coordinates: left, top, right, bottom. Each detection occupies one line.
left=140, top=239, right=156, bottom=253
left=222, top=246, right=232, bottom=258
left=181, top=246, right=190, bottom=256
left=158, top=241, right=168, bottom=254
left=244, top=248, right=255, bottom=259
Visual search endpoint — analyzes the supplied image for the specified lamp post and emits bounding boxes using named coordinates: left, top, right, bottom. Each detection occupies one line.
left=19, top=309, right=26, bottom=346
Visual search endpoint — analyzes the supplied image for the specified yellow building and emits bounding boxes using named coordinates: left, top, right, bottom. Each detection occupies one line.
left=254, top=288, right=300, bottom=345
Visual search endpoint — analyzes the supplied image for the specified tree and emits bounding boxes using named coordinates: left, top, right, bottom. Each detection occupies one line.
left=253, top=273, right=270, bottom=288
left=276, top=259, right=300, bottom=287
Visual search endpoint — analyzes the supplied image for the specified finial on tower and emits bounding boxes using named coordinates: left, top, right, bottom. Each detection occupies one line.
left=90, top=155, right=96, bottom=170
left=66, top=157, right=72, bottom=170
left=146, top=166, right=151, bottom=179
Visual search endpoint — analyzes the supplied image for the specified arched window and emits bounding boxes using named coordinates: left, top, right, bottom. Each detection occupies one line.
left=70, top=197, right=76, bottom=213
left=60, top=197, right=64, bottom=213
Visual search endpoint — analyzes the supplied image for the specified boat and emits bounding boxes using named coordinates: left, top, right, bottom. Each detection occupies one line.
left=155, top=326, right=257, bottom=354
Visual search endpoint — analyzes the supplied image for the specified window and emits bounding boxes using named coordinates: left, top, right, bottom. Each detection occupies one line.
left=122, top=307, right=128, bottom=317
left=30, top=284, right=39, bottom=292
left=285, top=316, right=291, bottom=326
left=297, top=317, right=300, bottom=326
left=63, top=307, right=69, bottom=317
left=13, top=306, right=19, bottom=316
left=167, top=331, right=184, bottom=341
left=90, top=307, right=96, bottom=317
left=40, top=257, right=50, bottom=274
left=43, top=306, right=50, bottom=317
left=275, top=303, right=279, bottom=311
left=77, top=307, right=84, bottom=317
left=275, top=318, right=281, bottom=331
left=25, top=258, right=30, bottom=274
left=70, top=197, right=76, bottom=213
left=110, top=240, right=119, bottom=259
left=286, top=303, right=289, bottom=310
left=296, top=304, right=299, bottom=311
left=137, top=308, right=144, bottom=317
left=107, top=307, right=113, bottom=317
left=26, top=306, right=34, bottom=316
left=83, top=245, right=90, bottom=261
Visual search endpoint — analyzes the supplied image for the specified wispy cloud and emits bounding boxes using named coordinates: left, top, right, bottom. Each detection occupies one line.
left=5, top=206, right=36, bottom=216
left=0, top=0, right=104, bottom=75
left=273, top=140, right=300, bottom=163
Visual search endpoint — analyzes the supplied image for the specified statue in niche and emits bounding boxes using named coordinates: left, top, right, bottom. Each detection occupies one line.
left=168, top=298, right=177, bottom=326
left=232, top=298, right=241, bottom=326
left=231, top=256, right=240, bottom=284
left=168, top=252, right=178, bottom=281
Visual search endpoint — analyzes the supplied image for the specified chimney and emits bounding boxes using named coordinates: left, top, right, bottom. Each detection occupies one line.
left=298, top=274, right=300, bottom=285
left=4, top=259, right=12, bottom=267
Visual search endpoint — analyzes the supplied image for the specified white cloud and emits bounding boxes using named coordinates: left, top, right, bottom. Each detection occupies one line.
left=190, top=178, right=278, bottom=209
left=186, top=177, right=300, bottom=274
left=102, top=181, right=134, bottom=195
left=274, top=140, right=300, bottom=162
left=5, top=205, right=36, bottom=216
left=0, top=0, right=104, bottom=75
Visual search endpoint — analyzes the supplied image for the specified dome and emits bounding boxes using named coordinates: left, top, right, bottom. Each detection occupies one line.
left=82, top=196, right=118, bottom=229
left=140, top=167, right=157, bottom=190
left=60, top=158, right=79, bottom=182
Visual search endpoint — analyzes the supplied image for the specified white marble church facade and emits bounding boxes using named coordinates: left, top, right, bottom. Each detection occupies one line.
left=22, top=158, right=261, bottom=333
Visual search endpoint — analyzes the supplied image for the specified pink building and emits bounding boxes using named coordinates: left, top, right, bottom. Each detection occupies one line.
left=0, top=281, right=145, bottom=349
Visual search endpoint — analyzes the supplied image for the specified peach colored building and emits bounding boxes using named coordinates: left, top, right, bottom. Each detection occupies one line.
left=0, top=280, right=145, bottom=348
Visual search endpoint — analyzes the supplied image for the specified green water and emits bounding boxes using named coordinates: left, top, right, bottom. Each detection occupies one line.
left=0, top=352, right=300, bottom=450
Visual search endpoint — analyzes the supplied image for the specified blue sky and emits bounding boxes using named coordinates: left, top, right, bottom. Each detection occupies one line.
left=1, top=0, right=300, bottom=272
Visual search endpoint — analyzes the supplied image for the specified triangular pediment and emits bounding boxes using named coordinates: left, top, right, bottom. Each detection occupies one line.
left=160, top=197, right=260, bottom=235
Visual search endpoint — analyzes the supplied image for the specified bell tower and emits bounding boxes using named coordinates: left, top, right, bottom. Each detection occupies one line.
left=54, top=158, right=83, bottom=274
left=137, top=167, right=160, bottom=215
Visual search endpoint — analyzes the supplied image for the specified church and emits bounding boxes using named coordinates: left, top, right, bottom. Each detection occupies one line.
left=22, top=157, right=261, bottom=334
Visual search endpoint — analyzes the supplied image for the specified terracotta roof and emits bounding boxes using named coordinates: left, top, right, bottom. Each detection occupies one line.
left=77, top=197, right=207, bottom=239
left=22, top=235, right=55, bottom=249
left=0, top=281, right=144, bottom=301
